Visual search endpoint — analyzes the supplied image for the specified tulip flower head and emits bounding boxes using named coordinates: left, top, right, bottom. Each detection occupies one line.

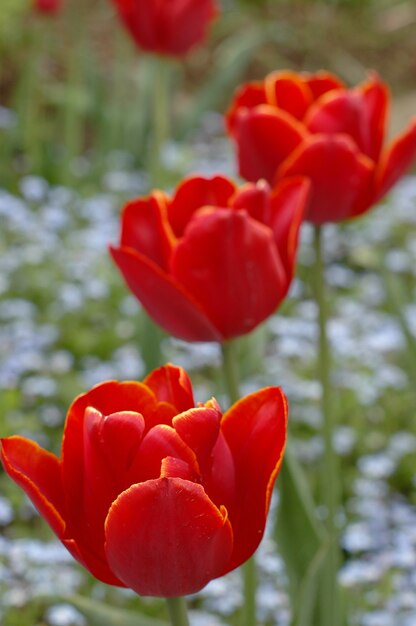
left=33, top=0, right=62, bottom=14
left=110, top=174, right=310, bottom=342
left=1, top=364, right=287, bottom=597
left=111, top=0, right=219, bottom=57
left=226, top=70, right=416, bottom=224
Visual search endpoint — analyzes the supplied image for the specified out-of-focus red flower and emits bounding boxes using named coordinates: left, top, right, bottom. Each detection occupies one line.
left=226, top=70, right=416, bottom=224
left=111, top=0, right=219, bottom=57
left=33, top=0, right=62, bottom=14
left=110, top=174, right=309, bottom=342
left=1, top=364, right=287, bottom=597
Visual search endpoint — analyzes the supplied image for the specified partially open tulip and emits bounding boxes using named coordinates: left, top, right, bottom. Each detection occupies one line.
left=1, top=364, right=287, bottom=597
left=111, top=0, right=219, bottom=57
left=110, top=174, right=309, bottom=342
left=33, top=0, right=62, bottom=14
left=226, top=71, right=416, bottom=224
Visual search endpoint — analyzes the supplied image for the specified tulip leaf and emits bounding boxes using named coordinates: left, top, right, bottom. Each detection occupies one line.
left=293, top=539, right=329, bottom=626
left=381, top=264, right=416, bottom=380
left=274, top=442, right=327, bottom=609
left=66, top=594, right=168, bottom=626
left=275, top=443, right=349, bottom=626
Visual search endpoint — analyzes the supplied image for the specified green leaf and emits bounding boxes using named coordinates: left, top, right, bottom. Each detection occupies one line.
left=381, top=264, right=416, bottom=379
left=294, top=539, right=329, bottom=626
left=66, top=594, right=168, bottom=626
left=275, top=443, right=349, bottom=626
left=274, top=442, right=327, bottom=621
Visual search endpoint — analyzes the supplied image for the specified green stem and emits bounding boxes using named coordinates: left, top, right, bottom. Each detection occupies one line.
left=221, top=340, right=256, bottom=626
left=221, top=340, right=240, bottom=404
left=166, top=597, right=190, bottom=626
left=140, top=311, right=165, bottom=375
left=149, top=54, right=170, bottom=185
left=313, top=225, right=341, bottom=626
left=62, top=0, right=87, bottom=183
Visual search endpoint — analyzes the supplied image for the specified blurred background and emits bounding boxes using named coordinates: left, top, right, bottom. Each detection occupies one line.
left=0, top=1, right=416, bottom=625
left=1, top=0, right=415, bottom=186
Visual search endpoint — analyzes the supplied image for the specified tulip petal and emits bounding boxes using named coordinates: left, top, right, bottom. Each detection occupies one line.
left=112, top=0, right=218, bottom=57
left=105, top=477, right=233, bottom=596
left=167, top=175, right=236, bottom=237
left=276, top=134, right=375, bottom=224
left=119, top=192, right=174, bottom=271
left=204, top=431, right=236, bottom=515
left=265, top=70, right=313, bottom=120
left=374, top=119, right=416, bottom=203
left=62, top=537, right=124, bottom=587
left=0, top=437, right=65, bottom=537
left=230, top=179, right=271, bottom=224
left=220, top=387, right=287, bottom=570
left=82, top=408, right=145, bottom=499
left=225, top=81, right=268, bottom=133
left=268, top=176, right=310, bottom=290
left=161, top=0, right=218, bottom=56
left=173, top=406, right=221, bottom=471
left=0, top=438, right=123, bottom=587
left=62, top=381, right=162, bottom=529
left=305, top=76, right=388, bottom=161
left=233, top=105, right=306, bottom=184
left=127, top=424, right=199, bottom=484
left=65, top=408, right=146, bottom=572
left=160, top=456, right=195, bottom=480
left=144, top=364, right=195, bottom=413
left=305, top=70, right=345, bottom=100
left=109, top=245, right=222, bottom=342
left=171, top=208, right=286, bottom=339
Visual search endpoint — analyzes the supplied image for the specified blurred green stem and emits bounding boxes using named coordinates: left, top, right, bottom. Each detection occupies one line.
left=140, top=312, right=165, bottom=375
left=166, top=597, right=190, bottom=626
left=313, top=225, right=341, bottom=626
left=221, top=340, right=240, bottom=404
left=149, top=54, right=171, bottom=184
left=221, top=340, right=256, bottom=626
left=62, top=0, right=88, bottom=182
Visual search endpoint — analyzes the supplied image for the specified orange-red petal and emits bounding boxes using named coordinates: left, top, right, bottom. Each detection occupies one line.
left=62, top=381, right=160, bottom=529
left=374, top=118, right=416, bottom=203
left=305, top=76, right=388, bottom=161
left=119, top=192, right=174, bottom=271
left=268, top=176, right=310, bottom=290
left=173, top=406, right=221, bottom=471
left=171, top=208, right=286, bottom=339
left=204, top=431, right=236, bottom=516
left=0, top=437, right=124, bottom=587
left=167, top=175, right=236, bottom=237
left=232, top=105, right=306, bottom=184
left=105, top=477, right=233, bottom=596
left=230, top=179, right=271, bottom=224
left=220, top=387, right=288, bottom=571
left=144, top=364, right=195, bottom=413
left=112, top=0, right=218, bottom=57
left=225, top=81, right=268, bottom=134
left=276, top=134, right=375, bottom=224
left=265, top=70, right=313, bottom=120
left=127, top=424, right=199, bottom=484
left=304, top=70, right=345, bottom=101
left=62, top=537, right=124, bottom=587
left=109, top=245, right=222, bottom=342
left=0, top=437, right=65, bottom=537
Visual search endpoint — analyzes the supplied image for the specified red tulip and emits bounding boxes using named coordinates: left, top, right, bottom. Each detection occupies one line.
left=0, top=364, right=287, bottom=597
left=111, top=0, right=219, bottom=57
left=226, top=70, right=416, bottom=224
left=110, top=174, right=309, bottom=342
left=33, top=0, right=62, bottom=14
